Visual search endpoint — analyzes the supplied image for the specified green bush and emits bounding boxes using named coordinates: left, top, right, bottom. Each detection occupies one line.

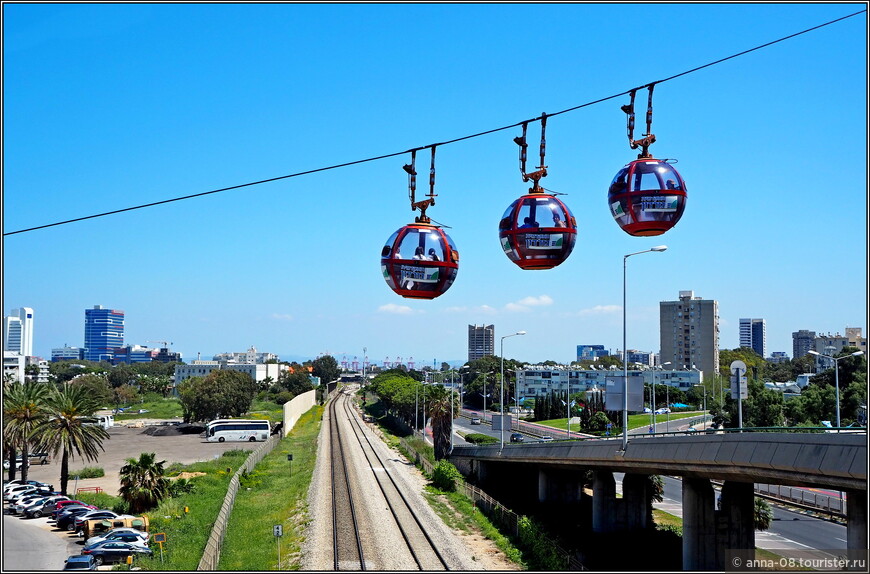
left=431, top=460, right=463, bottom=492
left=464, top=433, right=499, bottom=444
left=69, top=466, right=105, bottom=479
left=517, top=515, right=569, bottom=571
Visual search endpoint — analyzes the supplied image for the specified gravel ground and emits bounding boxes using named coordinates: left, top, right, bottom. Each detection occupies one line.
left=300, top=390, right=520, bottom=571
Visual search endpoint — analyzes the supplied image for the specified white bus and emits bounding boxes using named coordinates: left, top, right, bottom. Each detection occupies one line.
left=205, top=419, right=271, bottom=442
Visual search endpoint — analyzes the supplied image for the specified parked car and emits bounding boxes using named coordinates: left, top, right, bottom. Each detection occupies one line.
left=28, top=452, right=50, bottom=465
left=62, top=555, right=97, bottom=570
left=56, top=506, right=102, bottom=531
left=80, top=540, right=154, bottom=566
left=510, top=433, right=524, bottom=443
left=3, top=457, right=30, bottom=470
left=73, top=510, right=122, bottom=532
left=13, top=494, right=57, bottom=515
left=52, top=503, right=98, bottom=523
left=470, top=417, right=482, bottom=425
left=3, top=480, right=51, bottom=498
left=7, top=487, right=54, bottom=505
left=52, top=502, right=97, bottom=522
left=23, top=495, right=70, bottom=518
left=85, top=527, right=150, bottom=548
left=4, top=484, right=39, bottom=501
left=51, top=499, right=91, bottom=517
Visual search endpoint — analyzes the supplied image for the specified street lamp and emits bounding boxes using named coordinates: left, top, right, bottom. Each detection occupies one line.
left=623, top=246, right=667, bottom=450
left=655, top=361, right=671, bottom=432
left=500, top=331, right=526, bottom=450
left=808, top=350, right=864, bottom=428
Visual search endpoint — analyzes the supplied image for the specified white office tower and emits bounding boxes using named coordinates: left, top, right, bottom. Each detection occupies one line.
left=3, top=307, right=34, bottom=357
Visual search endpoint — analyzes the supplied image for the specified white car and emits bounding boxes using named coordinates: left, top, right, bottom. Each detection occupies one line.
left=85, top=527, right=150, bottom=548
left=4, top=485, right=43, bottom=502
left=2, top=458, right=30, bottom=470
left=654, top=407, right=670, bottom=415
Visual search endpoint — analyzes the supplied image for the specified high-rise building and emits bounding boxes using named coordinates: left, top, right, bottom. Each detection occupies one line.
left=468, top=324, right=495, bottom=362
left=792, top=329, right=816, bottom=360
left=84, top=305, right=125, bottom=362
left=3, top=307, right=34, bottom=357
left=659, top=290, right=719, bottom=381
left=576, top=345, right=609, bottom=362
left=739, top=318, right=766, bottom=358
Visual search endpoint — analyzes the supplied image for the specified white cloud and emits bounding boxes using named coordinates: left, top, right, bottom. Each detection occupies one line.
left=577, top=304, right=621, bottom=316
left=377, top=303, right=420, bottom=315
left=505, top=294, right=554, bottom=312
left=516, top=295, right=554, bottom=307
left=271, top=313, right=294, bottom=321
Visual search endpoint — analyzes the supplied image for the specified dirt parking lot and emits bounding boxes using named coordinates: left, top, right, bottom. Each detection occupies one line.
left=21, top=419, right=252, bottom=496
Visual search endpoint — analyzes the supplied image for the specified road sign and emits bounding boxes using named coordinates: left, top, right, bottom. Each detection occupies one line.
left=730, top=361, right=748, bottom=399
left=273, top=524, right=283, bottom=537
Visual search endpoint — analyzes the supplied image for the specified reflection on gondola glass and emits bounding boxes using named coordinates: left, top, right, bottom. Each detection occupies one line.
left=381, top=223, right=459, bottom=299
left=608, top=158, right=687, bottom=236
left=498, top=194, right=577, bottom=270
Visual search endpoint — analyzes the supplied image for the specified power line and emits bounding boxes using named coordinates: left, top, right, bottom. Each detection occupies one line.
left=4, top=9, right=865, bottom=237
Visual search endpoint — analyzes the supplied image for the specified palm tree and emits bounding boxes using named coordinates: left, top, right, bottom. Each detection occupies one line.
left=3, top=382, right=52, bottom=482
left=119, top=452, right=169, bottom=513
left=426, top=384, right=457, bottom=460
left=32, top=384, right=109, bottom=495
left=754, top=497, right=773, bottom=531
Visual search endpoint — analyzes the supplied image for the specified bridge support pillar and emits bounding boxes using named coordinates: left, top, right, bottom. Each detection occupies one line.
left=592, top=470, right=616, bottom=533
left=717, top=480, right=755, bottom=563
left=846, top=489, right=867, bottom=564
left=682, top=477, right=718, bottom=570
left=622, top=473, right=651, bottom=531
left=538, top=468, right=582, bottom=504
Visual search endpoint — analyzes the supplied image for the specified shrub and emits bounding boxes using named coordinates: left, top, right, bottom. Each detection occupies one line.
left=464, top=433, right=499, bottom=444
left=70, top=466, right=105, bottom=479
left=431, top=460, right=463, bottom=492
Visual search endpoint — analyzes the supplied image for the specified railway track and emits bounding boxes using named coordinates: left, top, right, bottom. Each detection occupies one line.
left=328, top=390, right=366, bottom=570
left=327, top=387, right=450, bottom=571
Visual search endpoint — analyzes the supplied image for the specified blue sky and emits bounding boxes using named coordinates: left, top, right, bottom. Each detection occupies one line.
left=3, top=3, right=867, bottom=367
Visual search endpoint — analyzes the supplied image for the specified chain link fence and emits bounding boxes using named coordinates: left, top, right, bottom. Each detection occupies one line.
left=197, top=433, right=281, bottom=570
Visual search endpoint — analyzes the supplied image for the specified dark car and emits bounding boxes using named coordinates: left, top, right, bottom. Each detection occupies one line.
left=51, top=500, right=92, bottom=520
left=509, top=433, right=524, bottom=443
left=63, top=555, right=97, bottom=570
left=56, top=506, right=101, bottom=531
left=81, top=540, right=153, bottom=566
left=23, top=495, right=70, bottom=518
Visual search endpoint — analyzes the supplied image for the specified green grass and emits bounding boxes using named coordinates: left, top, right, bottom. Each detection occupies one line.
left=113, top=398, right=184, bottom=420
left=131, top=449, right=253, bottom=570
left=216, top=406, right=323, bottom=570
left=534, top=410, right=705, bottom=433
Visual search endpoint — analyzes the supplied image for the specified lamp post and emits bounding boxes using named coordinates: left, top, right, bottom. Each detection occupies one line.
left=623, top=246, right=667, bottom=450
left=656, top=361, right=671, bottom=432
left=500, top=331, right=526, bottom=450
left=450, top=371, right=456, bottom=452
left=808, top=350, right=864, bottom=428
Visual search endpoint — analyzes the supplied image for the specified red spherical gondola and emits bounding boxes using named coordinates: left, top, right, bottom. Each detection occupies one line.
left=499, top=193, right=577, bottom=270
left=608, top=157, right=687, bottom=237
left=381, top=223, right=459, bottom=299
